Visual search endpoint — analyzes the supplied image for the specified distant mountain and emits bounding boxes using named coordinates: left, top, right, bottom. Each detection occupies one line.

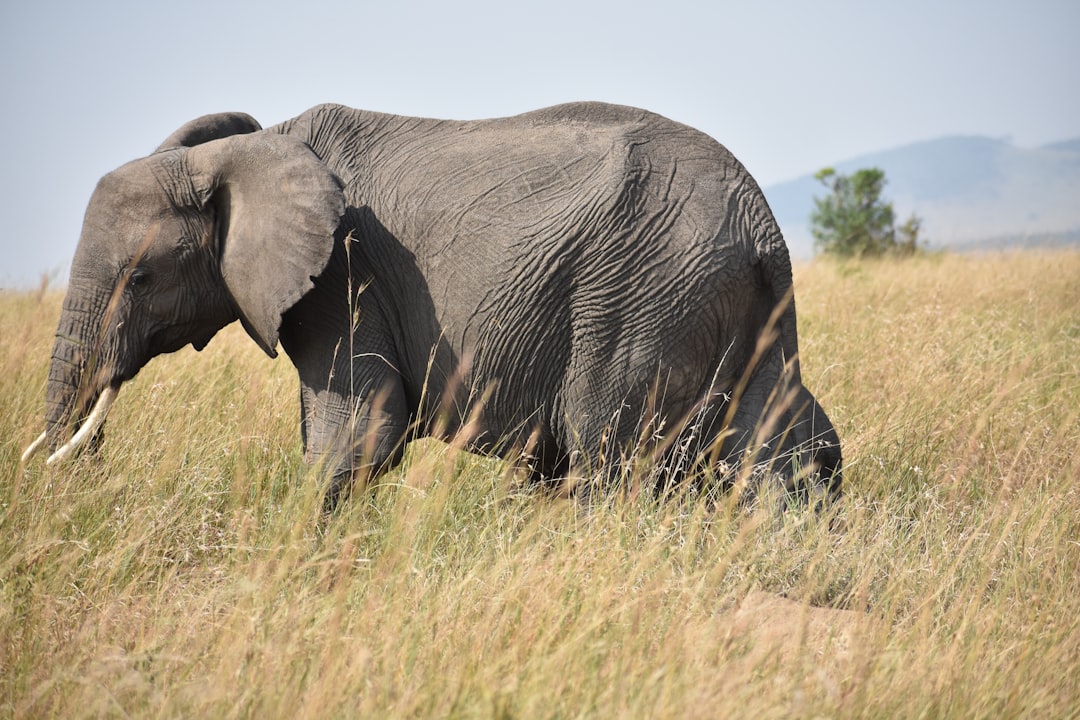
left=763, top=136, right=1080, bottom=258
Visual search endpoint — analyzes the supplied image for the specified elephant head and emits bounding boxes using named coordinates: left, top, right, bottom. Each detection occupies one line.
left=22, top=113, right=345, bottom=464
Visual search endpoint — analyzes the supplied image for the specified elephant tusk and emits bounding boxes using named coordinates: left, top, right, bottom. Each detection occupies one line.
left=46, top=385, right=120, bottom=465
left=20, top=431, right=47, bottom=464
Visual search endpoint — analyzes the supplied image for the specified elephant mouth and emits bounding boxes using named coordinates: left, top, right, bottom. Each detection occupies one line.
left=21, top=383, right=121, bottom=466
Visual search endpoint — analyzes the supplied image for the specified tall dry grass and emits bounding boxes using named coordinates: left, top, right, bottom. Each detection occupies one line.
left=2, top=250, right=1078, bottom=718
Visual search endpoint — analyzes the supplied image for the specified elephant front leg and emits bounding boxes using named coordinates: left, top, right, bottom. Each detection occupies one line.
left=299, top=379, right=410, bottom=511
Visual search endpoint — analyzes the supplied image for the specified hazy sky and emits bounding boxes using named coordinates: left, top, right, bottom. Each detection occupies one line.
left=2, top=0, right=1077, bottom=287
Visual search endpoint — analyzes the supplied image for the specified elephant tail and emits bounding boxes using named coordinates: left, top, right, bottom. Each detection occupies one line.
left=752, top=210, right=803, bottom=385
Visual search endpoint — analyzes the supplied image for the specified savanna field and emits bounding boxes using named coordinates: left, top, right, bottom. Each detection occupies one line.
left=2, top=250, right=1079, bottom=718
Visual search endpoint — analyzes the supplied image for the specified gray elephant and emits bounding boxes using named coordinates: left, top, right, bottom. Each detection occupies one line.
left=22, top=102, right=841, bottom=508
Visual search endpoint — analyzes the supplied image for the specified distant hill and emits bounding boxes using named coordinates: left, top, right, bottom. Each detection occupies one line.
left=763, top=136, right=1080, bottom=258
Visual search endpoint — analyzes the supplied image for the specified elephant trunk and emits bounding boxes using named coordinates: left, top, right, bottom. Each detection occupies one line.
left=44, top=386, right=119, bottom=464
left=27, top=289, right=120, bottom=464
left=44, top=331, right=85, bottom=448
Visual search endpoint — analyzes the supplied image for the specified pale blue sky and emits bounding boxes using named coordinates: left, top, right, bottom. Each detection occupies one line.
left=2, top=0, right=1077, bottom=286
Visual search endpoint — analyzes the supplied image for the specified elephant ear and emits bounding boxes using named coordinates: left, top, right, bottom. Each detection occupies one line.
left=156, top=112, right=262, bottom=151
left=186, top=133, right=345, bottom=357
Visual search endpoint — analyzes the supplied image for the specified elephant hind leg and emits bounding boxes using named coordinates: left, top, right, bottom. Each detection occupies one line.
left=786, top=386, right=842, bottom=504
left=709, top=343, right=842, bottom=507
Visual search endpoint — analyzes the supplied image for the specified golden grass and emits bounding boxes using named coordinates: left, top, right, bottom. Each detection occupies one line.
left=2, top=250, right=1079, bottom=718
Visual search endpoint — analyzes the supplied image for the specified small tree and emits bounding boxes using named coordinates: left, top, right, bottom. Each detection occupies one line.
left=810, top=167, right=920, bottom=257
left=895, top=213, right=922, bottom=255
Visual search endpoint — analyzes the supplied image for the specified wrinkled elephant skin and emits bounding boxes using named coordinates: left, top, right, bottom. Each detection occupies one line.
left=26, top=102, right=841, bottom=509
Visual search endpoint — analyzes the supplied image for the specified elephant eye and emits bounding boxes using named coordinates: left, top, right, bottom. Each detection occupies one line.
left=124, top=267, right=151, bottom=291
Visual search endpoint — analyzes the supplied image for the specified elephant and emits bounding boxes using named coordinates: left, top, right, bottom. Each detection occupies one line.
left=21, top=101, right=841, bottom=509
